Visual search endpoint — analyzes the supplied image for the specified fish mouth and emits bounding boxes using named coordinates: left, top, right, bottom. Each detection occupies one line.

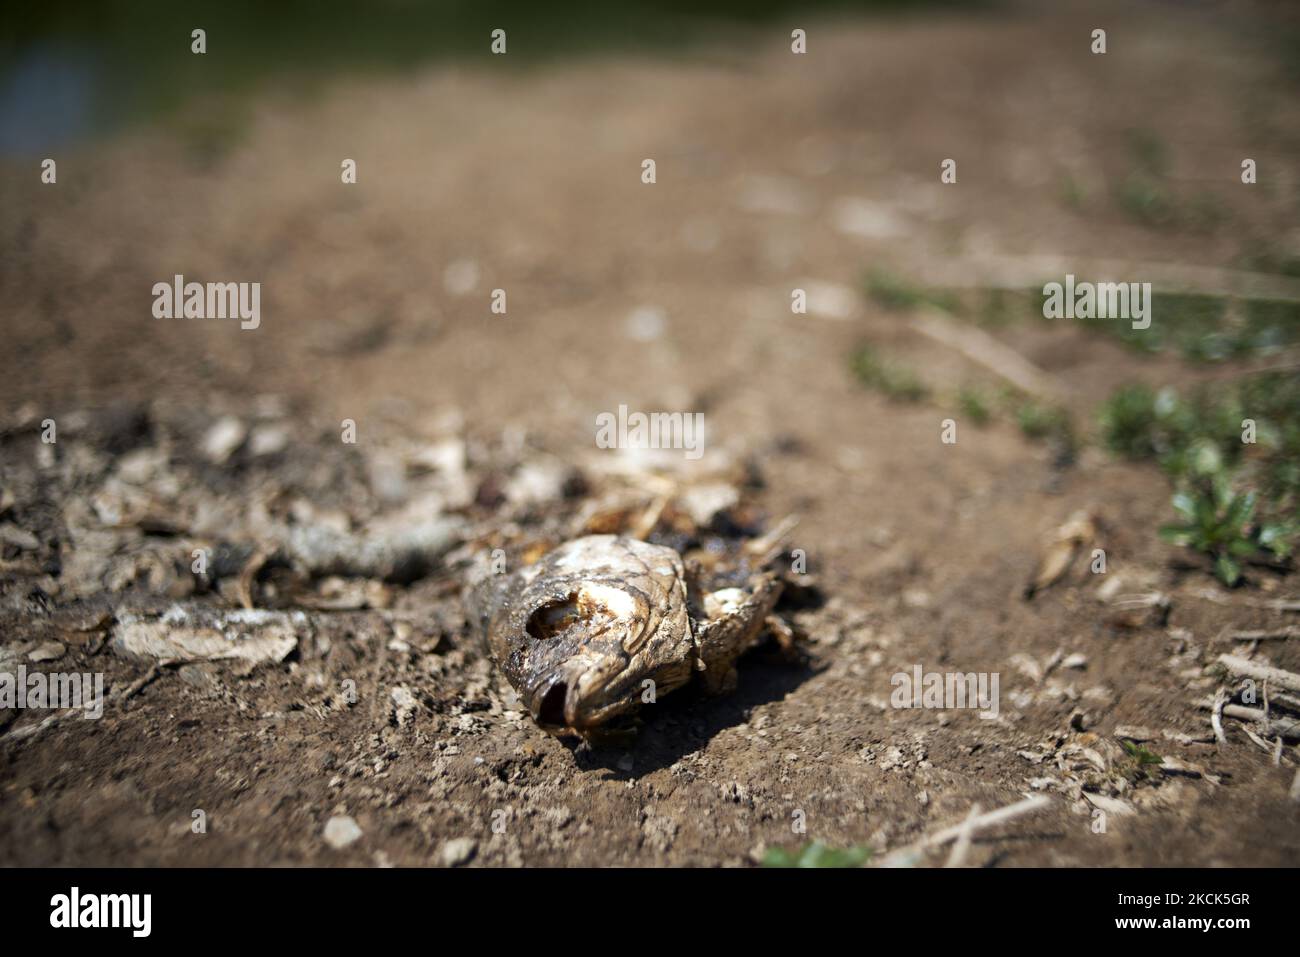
left=535, top=679, right=571, bottom=728
left=527, top=666, right=632, bottom=734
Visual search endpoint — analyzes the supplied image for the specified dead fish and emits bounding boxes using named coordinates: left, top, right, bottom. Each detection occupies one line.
left=471, top=535, right=783, bottom=737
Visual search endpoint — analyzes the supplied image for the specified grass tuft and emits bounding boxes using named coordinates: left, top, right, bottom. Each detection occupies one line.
left=850, top=345, right=929, bottom=402
left=762, top=842, right=872, bottom=868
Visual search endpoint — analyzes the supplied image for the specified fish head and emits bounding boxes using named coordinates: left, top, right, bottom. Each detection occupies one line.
left=485, top=536, right=695, bottom=735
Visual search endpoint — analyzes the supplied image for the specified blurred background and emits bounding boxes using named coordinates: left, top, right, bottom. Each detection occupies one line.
left=2, top=0, right=1298, bottom=592
left=2, top=0, right=944, bottom=152
left=2, top=0, right=1300, bottom=867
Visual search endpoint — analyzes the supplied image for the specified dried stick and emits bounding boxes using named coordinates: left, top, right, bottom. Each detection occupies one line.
left=909, top=308, right=1062, bottom=400
left=881, top=795, right=1051, bottom=867
left=1197, top=700, right=1300, bottom=742
left=1217, top=654, right=1300, bottom=694
left=945, top=803, right=981, bottom=868
left=1221, top=627, right=1298, bottom=642
left=1211, top=689, right=1228, bottom=744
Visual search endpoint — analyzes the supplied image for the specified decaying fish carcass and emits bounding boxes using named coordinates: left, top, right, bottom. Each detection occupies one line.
left=469, top=534, right=788, bottom=737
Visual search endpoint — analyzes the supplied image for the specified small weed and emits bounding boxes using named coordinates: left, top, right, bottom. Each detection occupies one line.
left=1097, top=384, right=1166, bottom=459
left=957, top=387, right=993, bottom=426
left=1116, top=173, right=1178, bottom=228
left=1100, top=374, right=1299, bottom=586
left=1113, top=130, right=1224, bottom=233
left=850, top=345, right=928, bottom=402
left=1238, top=372, right=1300, bottom=511
left=1126, top=128, right=1171, bottom=177
left=1239, top=244, right=1300, bottom=279
left=762, top=842, right=872, bottom=868
left=1016, top=399, right=1073, bottom=443
left=979, top=288, right=1040, bottom=327
left=1159, top=466, right=1294, bottom=586
left=1089, top=293, right=1300, bottom=362
left=1097, top=384, right=1241, bottom=469
left=1099, top=374, right=1300, bottom=510
left=1120, top=739, right=1164, bottom=783
left=1147, top=293, right=1231, bottom=361
left=865, top=270, right=958, bottom=313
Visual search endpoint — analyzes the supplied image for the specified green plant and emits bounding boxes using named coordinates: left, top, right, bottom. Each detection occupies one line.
left=1066, top=287, right=1298, bottom=363
left=1100, top=374, right=1300, bottom=588
left=978, top=288, right=1039, bottom=327
left=1119, top=739, right=1164, bottom=783
left=1121, top=739, right=1163, bottom=766
left=1016, top=399, right=1073, bottom=444
left=850, top=345, right=928, bottom=402
left=1097, top=383, right=1244, bottom=479
left=1239, top=243, right=1300, bottom=279
left=1116, top=173, right=1177, bottom=228
left=864, top=270, right=958, bottom=313
left=1237, top=372, right=1300, bottom=511
left=1159, top=468, right=1294, bottom=586
left=762, top=841, right=871, bottom=868
left=1126, top=128, right=1170, bottom=177
left=1098, top=384, right=1164, bottom=459
left=957, top=387, right=992, bottom=426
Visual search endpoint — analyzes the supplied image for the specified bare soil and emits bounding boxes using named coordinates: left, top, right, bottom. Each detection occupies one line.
left=2, top=1, right=1299, bottom=866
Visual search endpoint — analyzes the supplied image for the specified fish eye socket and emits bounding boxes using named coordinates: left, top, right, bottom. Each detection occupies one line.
left=526, top=594, right=582, bottom=640
left=524, top=583, right=639, bottom=643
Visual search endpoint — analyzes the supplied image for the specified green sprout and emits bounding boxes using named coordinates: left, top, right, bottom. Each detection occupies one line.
left=1119, top=739, right=1165, bottom=783
left=1098, top=384, right=1166, bottom=459
left=864, top=270, right=958, bottom=314
left=1159, top=462, right=1294, bottom=586
left=850, top=345, right=928, bottom=402
left=1016, top=399, right=1074, bottom=448
left=1121, top=740, right=1164, bottom=766
left=957, top=387, right=992, bottom=426
left=762, top=842, right=872, bottom=868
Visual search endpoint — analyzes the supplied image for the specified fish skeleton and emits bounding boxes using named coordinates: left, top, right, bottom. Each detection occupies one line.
left=470, top=535, right=783, bottom=737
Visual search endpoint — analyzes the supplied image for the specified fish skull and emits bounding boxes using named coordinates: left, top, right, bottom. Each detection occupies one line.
left=484, top=536, right=696, bottom=734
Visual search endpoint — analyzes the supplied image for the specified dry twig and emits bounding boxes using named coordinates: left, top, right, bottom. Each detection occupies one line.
left=1217, top=654, right=1300, bottom=694
left=880, top=795, right=1051, bottom=867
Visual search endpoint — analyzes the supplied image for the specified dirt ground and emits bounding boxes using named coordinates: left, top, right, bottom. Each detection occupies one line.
left=2, top=1, right=1299, bottom=866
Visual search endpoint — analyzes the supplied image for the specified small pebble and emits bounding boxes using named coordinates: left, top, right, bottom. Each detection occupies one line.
left=625, top=306, right=666, bottom=342
left=323, top=815, right=363, bottom=850
left=202, top=416, right=247, bottom=464
left=440, top=837, right=477, bottom=867
left=28, top=640, right=66, bottom=663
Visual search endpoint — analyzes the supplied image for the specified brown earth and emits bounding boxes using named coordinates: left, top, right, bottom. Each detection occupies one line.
left=1, top=0, right=1299, bottom=866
